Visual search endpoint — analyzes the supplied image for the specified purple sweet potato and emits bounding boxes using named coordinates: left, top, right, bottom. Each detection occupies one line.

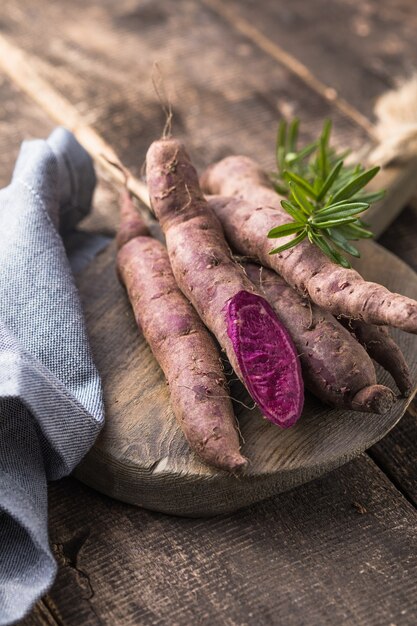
left=116, top=189, right=150, bottom=249
left=117, top=193, right=247, bottom=472
left=201, top=156, right=417, bottom=334
left=227, top=290, right=303, bottom=426
left=340, top=319, right=411, bottom=397
left=244, top=262, right=395, bottom=413
left=146, top=138, right=304, bottom=428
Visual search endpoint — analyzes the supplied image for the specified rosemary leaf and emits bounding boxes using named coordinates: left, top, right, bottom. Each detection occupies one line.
left=288, top=118, right=299, bottom=153
left=284, top=171, right=317, bottom=200
left=316, top=160, right=343, bottom=201
left=268, top=222, right=305, bottom=238
left=314, top=204, right=369, bottom=221
left=290, top=182, right=315, bottom=215
left=269, top=230, right=307, bottom=255
left=280, top=200, right=306, bottom=223
left=268, top=118, right=384, bottom=266
left=328, top=229, right=361, bottom=257
left=331, top=166, right=380, bottom=204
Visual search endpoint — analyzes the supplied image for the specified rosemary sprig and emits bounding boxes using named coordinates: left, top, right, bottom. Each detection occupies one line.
left=268, top=119, right=385, bottom=268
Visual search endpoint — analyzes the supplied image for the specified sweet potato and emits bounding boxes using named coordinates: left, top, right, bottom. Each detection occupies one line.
left=116, top=189, right=150, bottom=249
left=146, top=138, right=304, bottom=428
left=117, top=192, right=247, bottom=472
left=201, top=156, right=417, bottom=334
left=244, top=262, right=395, bottom=413
left=340, top=319, right=411, bottom=397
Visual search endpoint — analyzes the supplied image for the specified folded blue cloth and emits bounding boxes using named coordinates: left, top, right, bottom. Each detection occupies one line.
left=0, top=128, right=104, bottom=624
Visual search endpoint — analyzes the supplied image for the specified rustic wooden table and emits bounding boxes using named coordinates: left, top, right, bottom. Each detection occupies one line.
left=1, top=1, right=417, bottom=624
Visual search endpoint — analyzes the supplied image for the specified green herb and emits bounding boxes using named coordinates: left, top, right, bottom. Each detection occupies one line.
left=268, top=119, right=385, bottom=268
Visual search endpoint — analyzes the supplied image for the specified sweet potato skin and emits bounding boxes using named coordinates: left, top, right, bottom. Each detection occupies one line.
left=146, top=138, right=304, bottom=427
left=244, top=263, right=395, bottom=412
left=341, top=320, right=411, bottom=396
left=146, top=138, right=255, bottom=378
left=117, top=198, right=246, bottom=472
left=116, top=190, right=151, bottom=249
left=202, top=156, right=417, bottom=334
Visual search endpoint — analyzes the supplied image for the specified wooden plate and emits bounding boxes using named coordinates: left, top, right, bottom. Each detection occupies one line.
left=74, top=240, right=417, bottom=516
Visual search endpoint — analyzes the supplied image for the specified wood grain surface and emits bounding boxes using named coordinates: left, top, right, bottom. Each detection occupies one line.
left=370, top=206, right=417, bottom=508
left=73, top=238, right=417, bottom=516
left=24, top=456, right=417, bottom=626
left=0, top=75, right=53, bottom=184
left=215, top=0, right=417, bottom=120
left=0, top=0, right=368, bottom=170
left=0, top=74, right=119, bottom=237
left=1, top=0, right=416, bottom=239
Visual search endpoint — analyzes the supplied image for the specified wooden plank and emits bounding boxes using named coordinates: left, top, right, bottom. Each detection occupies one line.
left=212, top=0, right=417, bottom=121
left=368, top=206, right=417, bottom=507
left=0, top=33, right=150, bottom=210
left=199, top=0, right=417, bottom=235
left=202, top=0, right=374, bottom=135
left=1, top=3, right=415, bottom=235
left=0, top=0, right=369, bottom=173
left=0, top=71, right=120, bottom=236
left=379, top=205, right=417, bottom=269
left=19, top=601, right=59, bottom=626
left=365, top=157, right=417, bottom=236
left=0, top=74, right=53, bottom=186
left=32, top=456, right=417, bottom=625
left=370, top=408, right=417, bottom=506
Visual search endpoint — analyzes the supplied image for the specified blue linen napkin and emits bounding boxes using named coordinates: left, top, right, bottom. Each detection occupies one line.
left=0, top=128, right=104, bottom=624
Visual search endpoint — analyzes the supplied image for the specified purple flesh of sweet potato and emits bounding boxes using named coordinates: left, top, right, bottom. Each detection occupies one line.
left=226, top=290, right=304, bottom=427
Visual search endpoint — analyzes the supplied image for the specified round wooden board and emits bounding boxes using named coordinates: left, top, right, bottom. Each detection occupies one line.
left=74, top=240, right=417, bottom=516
